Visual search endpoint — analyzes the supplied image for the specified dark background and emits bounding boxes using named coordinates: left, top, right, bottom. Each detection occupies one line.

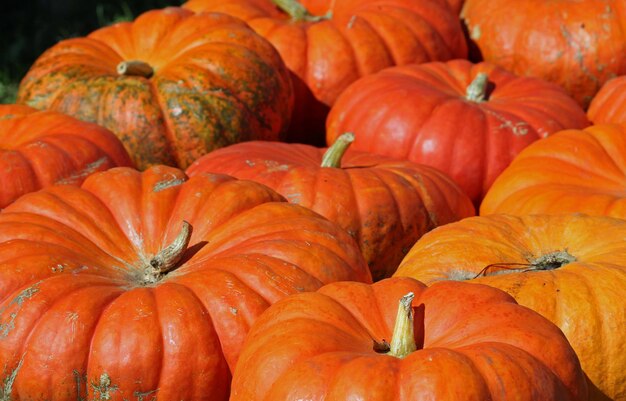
left=1, top=0, right=183, bottom=103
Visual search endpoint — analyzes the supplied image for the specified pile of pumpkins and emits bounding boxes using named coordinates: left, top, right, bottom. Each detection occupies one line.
left=1, top=0, right=625, bottom=400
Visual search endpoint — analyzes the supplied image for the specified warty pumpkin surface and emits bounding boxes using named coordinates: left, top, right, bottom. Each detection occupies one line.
left=17, top=7, right=294, bottom=169
left=231, top=277, right=588, bottom=400
left=461, top=0, right=626, bottom=108
left=0, top=165, right=371, bottom=400
left=183, top=0, right=468, bottom=145
left=326, top=59, right=589, bottom=204
left=481, top=124, right=626, bottom=217
left=394, top=214, right=626, bottom=401
left=0, top=104, right=132, bottom=209
left=187, top=134, right=475, bottom=280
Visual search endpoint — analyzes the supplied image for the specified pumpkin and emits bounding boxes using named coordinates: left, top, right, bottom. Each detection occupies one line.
left=461, top=0, right=626, bottom=108
left=231, top=277, right=588, bottom=400
left=588, top=76, right=626, bottom=125
left=187, top=133, right=475, bottom=280
left=481, top=124, right=626, bottom=217
left=17, top=7, right=293, bottom=170
left=394, top=214, right=626, bottom=401
left=0, top=165, right=371, bottom=399
left=326, top=59, right=589, bottom=205
left=183, top=0, right=468, bottom=145
left=0, top=104, right=132, bottom=209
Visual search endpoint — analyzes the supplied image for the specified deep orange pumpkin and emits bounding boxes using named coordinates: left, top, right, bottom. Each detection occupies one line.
left=0, top=166, right=371, bottom=399
left=187, top=134, right=475, bottom=280
left=17, top=7, right=293, bottom=169
left=231, top=277, right=588, bottom=400
left=326, top=59, right=589, bottom=204
left=461, top=0, right=626, bottom=107
left=183, top=0, right=468, bottom=145
left=588, top=76, right=626, bottom=125
left=0, top=104, right=132, bottom=208
left=394, top=214, right=626, bottom=401
left=481, top=124, right=626, bottom=217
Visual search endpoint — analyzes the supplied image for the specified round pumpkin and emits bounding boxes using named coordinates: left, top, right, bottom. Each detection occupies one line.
left=461, top=0, right=626, bottom=108
left=588, top=76, right=626, bottom=125
left=183, top=0, right=468, bottom=145
left=394, top=214, right=626, bottom=401
left=231, top=277, right=588, bottom=400
left=326, top=59, right=589, bottom=204
left=0, top=104, right=132, bottom=209
left=17, top=7, right=294, bottom=169
left=0, top=165, right=371, bottom=399
left=481, top=124, right=626, bottom=217
left=187, top=134, right=475, bottom=280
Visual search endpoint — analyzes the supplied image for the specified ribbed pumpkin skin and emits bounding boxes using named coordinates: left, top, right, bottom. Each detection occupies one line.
left=326, top=59, right=589, bottom=204
left=0, top=166, right=371, bottom=400
left=481, top=125, right=626, bottom=217
left=588, top=77, right=626, bottom=125
left=17, top=7, right=293, bottom=169
left=394, top=214, right=626, bottom=401
left=0, top=105, right=132, bottom=208
left=461, top=0, right=626, bottom=108
left=187, top=141, right=475, bottom=280
left=231, top=277, right=588, bottom=401
left=183, top=0, right=467, bottom=145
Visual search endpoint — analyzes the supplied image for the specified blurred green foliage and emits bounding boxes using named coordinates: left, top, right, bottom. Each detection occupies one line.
left=1, top=0, right=184, bottom=103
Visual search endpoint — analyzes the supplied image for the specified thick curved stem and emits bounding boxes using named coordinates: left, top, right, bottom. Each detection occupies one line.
left=117, top=60, right=154, bottom=78
left=272, top=0, right=332, bottom=22
left=321, top=132, right=354, bottom=168
left=466, top=72, right=489, bottom=102
left=387, top=292, right=417, bottom=359
left=143, top=221, right=192, bottom=284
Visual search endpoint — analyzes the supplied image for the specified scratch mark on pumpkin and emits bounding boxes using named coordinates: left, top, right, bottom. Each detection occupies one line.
left=91, top=373, right=118, bottom=401
left=153, top=177, right=185, bottom=193
left=0, top=354, right=25, bottom=401
left=0, top=281, right=42, bottom=339
left=55, top=157, right=108, bottom=185
left=73, top=369, right=87, bottom=401
left=134, top=388, right=158, bottom=401
left=470, top=25, right=481, bottom=40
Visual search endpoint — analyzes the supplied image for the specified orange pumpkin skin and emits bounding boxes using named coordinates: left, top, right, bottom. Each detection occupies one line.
left=187, top=140, right=474, bottom=280
left=231, top=277, right=588, bottom=400
left=183, top=0, right=468, bottom=145
left=588, top=76, right=626, bottom=125
left=326, top=59, right=589, bottom=204
left=394, top=214, right=626, bottom=401
left=461, top=0, right=626, bottom=108
left=17, top=7, right=293, bottom=169
left=0, top=166, right=371, bottom=400
left=0, top=105, right=132, bottom=208
left=481, top=124, right=626, bottom=217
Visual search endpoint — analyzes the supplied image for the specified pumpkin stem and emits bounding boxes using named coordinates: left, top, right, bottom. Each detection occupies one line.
left=143, top=221, right=193, bottom=284
left=321, top=132, right=355, bottom=168
left=530, top=250, right=576, bottom=270
left=272, top=0, right=332, bottom=22
left=386, top=292, right=417, bottom=359
left=117, top=60, right=154, bottom=78
left=466, top=72, right=489, bottom=102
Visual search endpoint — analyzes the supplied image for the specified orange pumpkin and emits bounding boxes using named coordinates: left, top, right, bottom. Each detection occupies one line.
left=588, top=76, right=626, bottom=125
left=395, top=214, right=626, bottom=401
left=0, top=104, right=132, bottom=208
left=0, top=166, right=371, bottom=399
left=232, top=277, right=588, bottom=400
left=480, top=124, right=626, bottom=217
left=17, top=8, right=293, bottom=169
left=187, top=133, right=475, bottom=280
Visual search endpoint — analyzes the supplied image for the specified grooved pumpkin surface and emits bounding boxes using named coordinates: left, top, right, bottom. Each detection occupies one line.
left=187, top=140, right=475, bottom=280
left=395, top=214, right=626, bottom=401
left=0, top=105, right=132, bottom=209
left=0, top=166, right=371, bottom=400
left=17, top=7, right=294, bottom=170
